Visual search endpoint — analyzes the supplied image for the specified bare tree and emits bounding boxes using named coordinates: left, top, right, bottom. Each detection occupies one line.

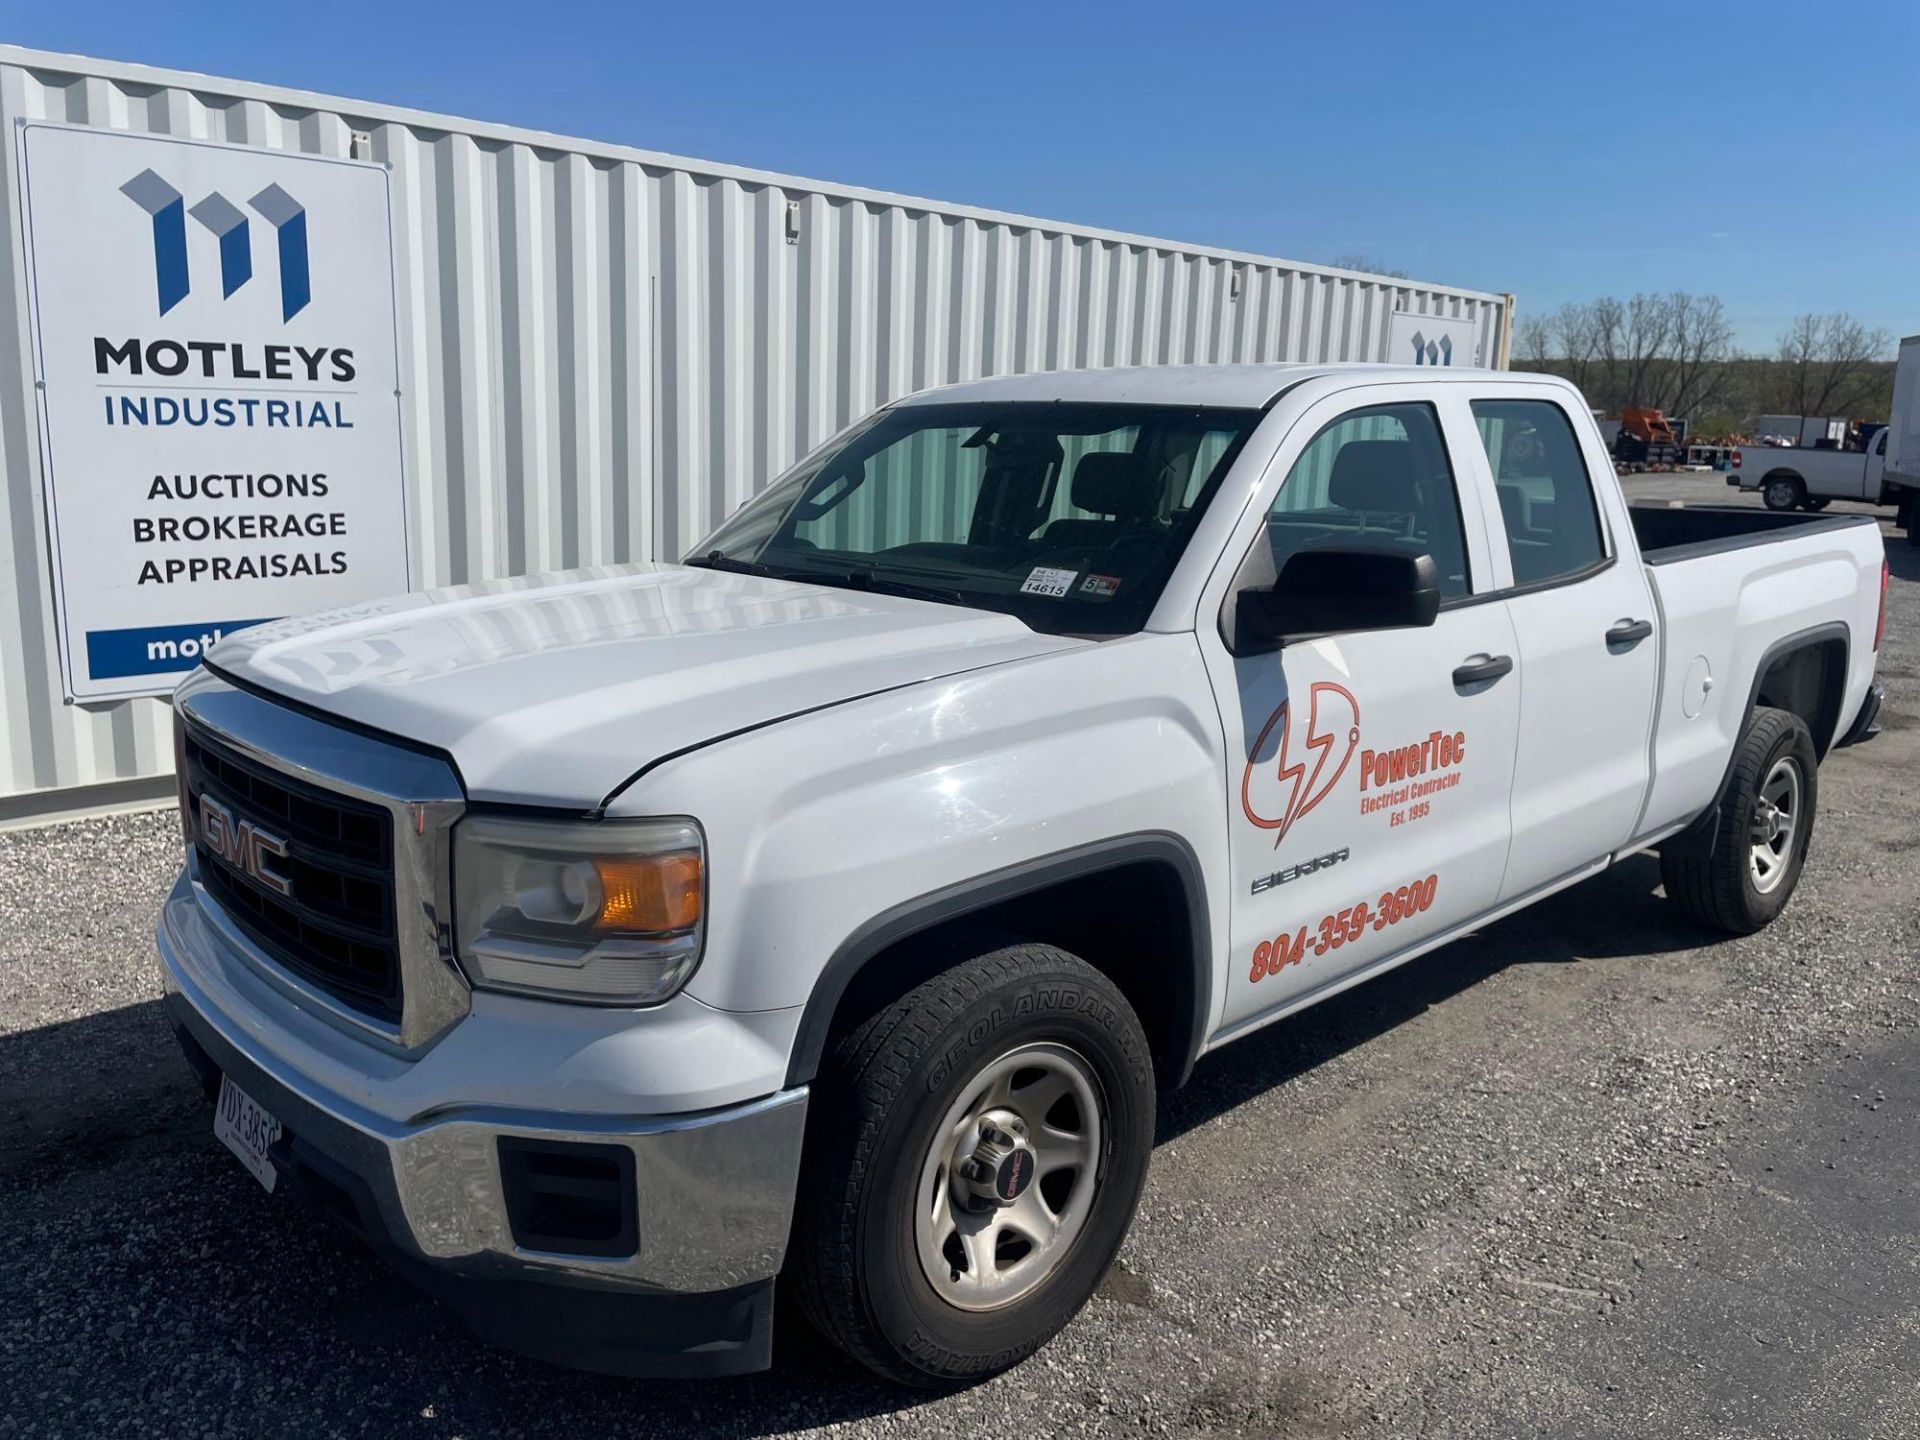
left=1773, top=313, right=1894, bottom=416
left=1548, top=301, right=1602, bottom=395
left=1512, top=295, right=1897, bottom=434
left=1662, top=292, right=1736, bottom=417
left=1616, top=293, right=1677, bottom=408
left=1520, top=292, right=1736, bottom=416
left=1589, top=296, right=1626, bottom=400
left=1517, top=313, right=1552, bottom=367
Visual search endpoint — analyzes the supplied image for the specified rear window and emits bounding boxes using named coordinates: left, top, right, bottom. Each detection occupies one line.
left=1470, top=399, right=1608, bottom=586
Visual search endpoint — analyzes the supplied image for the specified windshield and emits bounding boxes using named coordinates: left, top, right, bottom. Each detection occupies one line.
left=690, top=401, right=1264, bottom=635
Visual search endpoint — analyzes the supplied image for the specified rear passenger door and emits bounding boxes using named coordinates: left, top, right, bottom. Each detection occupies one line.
left=1459, top=391, right=1661, bottom=902
left=1196, top=386, right=1522, bottom=1033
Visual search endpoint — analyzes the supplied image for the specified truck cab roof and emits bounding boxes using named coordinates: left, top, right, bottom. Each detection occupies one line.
left=896, top=362, right=1515, bottom=412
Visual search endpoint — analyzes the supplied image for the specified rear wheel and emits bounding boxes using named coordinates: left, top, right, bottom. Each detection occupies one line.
left=1661, top=707, right=1817, bottom=934
left=1805, top=497, right=1831, bottom=511
left=790, top=941, right=1154, bottom=1387
left=1763, top=476, right=1806, bottom=511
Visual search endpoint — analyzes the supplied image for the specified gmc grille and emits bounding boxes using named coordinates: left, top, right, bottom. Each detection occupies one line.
left=182, top=727, right=402, bottom=1022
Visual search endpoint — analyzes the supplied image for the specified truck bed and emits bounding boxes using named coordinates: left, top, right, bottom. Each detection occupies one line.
left=1628, top=504, right=1879, bottom=566
left=1628, top=502, right=1884, bottom=847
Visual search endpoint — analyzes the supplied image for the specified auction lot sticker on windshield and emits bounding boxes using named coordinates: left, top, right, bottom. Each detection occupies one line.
left=14, top=123, right=411, bottom=702
left=1020, top=566, right=1079, bottom=598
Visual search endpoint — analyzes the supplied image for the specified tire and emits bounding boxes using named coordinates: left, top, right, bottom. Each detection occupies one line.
left=1805, top=497, right=1831, bottom=512
left=1661, top=707, right=1817, bottom=934
left=1902, top=496, right=1920, bottom=547
left=1763, top=476, right=1805, bottom=511
left=789, top=940, right=1155, bottom=1388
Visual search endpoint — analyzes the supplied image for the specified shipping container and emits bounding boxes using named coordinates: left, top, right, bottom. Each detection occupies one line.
left=0, top=44, right=1514, bottom=826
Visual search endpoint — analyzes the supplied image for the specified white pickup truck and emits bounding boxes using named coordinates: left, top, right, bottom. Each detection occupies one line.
left=1731, top=334, right=1920, bottom=542
left=156, top=364, right=1888, bottom=1387
left=1731, top=426, right=1900, bottom=513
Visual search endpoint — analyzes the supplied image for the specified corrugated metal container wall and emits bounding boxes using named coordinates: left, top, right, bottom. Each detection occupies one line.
left=0, top=46, right=1512, bottom=824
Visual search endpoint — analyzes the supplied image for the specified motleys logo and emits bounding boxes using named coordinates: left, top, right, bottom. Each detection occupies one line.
left=121, top=169, right=311, bottom=321
left=1240, top=681, right=1361, bottom=850
left=1407, top=330, right=1453, bottom=366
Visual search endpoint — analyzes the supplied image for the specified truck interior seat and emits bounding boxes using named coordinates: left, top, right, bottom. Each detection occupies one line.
left=1035, top=452, right=1163, bottom=549
left=1321, top=438, right=1469, bottom=591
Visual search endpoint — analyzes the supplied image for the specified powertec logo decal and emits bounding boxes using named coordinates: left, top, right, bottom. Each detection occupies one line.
left=1241, top=680, right=1474, bottom=860
left=1240, top=682, right=1362, bottom=849
left=18, top=124, right=409, bottom=703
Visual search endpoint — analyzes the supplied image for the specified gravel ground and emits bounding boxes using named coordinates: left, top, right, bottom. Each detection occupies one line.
left=1, top=478, right=1914, bottom=1438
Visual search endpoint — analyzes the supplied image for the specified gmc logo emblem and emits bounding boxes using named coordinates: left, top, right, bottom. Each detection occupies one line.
left=197, top=795, right=292, bottom=896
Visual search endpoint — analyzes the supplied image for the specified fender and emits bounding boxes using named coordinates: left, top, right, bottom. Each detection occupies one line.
left=783, top=831, right=1211, bottom=1091
left=1668, top=621, right=1848, bottom=858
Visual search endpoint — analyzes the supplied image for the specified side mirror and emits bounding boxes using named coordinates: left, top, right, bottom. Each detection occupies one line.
left=1233, top=545, right=1441, bottom=655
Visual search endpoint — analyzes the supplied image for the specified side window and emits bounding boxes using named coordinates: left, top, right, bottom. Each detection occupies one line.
left=1470, top=399, right=1607, bottom=586
left=1261, top=402, right=1472, bottom=599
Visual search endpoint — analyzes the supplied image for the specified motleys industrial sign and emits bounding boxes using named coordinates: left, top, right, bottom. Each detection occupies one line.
left=1385, top=309, right=1482, bottom=369
left=16, top=123, right=409, bottom=703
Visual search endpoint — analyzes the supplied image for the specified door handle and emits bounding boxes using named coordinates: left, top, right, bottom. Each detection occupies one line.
left=1452, top=654, right=1513, bottom=688
left=1607, top=618, right=1654, bottom=646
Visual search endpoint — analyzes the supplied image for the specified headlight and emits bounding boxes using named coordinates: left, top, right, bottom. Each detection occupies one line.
left=453, top=814, right=706, bottom=1005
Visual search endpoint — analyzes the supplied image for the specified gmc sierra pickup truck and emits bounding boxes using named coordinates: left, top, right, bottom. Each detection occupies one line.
left=157, top=364, right=1888, bottom=1386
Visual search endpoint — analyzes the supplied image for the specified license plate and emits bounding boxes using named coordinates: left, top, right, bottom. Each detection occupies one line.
left=213, top=1074, right=283, bottom=1193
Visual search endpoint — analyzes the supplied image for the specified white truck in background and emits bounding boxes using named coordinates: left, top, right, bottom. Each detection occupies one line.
left=156, top=364, right=1887, bottom=1387
left=1732, top=334, right=1920, bottom=544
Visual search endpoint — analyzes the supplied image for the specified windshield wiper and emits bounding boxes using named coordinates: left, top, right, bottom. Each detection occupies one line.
left=683, top=550, right=779, bottom=576
left=683, top=552, right=970, bottom=607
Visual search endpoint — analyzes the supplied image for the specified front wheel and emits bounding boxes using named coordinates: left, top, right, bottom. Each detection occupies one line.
left=1661, top=707, right=1817, bottom=934
left=1763, top=476, right=1806, bottom=511
left=790, top=941, right=1154, bottom=1387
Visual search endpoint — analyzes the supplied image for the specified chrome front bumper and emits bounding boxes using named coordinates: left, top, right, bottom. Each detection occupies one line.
left=159, top=883, right=809, bottom=1299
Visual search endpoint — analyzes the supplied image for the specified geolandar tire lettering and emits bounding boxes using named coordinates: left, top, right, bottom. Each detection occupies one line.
left=1660, top=706, right=1818, bottom=935
left=788, top=940, right=1154, bottom=1388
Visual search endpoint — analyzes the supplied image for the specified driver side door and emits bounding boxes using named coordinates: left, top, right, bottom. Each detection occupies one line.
left=1196, top=386, right=1523, bottom=1034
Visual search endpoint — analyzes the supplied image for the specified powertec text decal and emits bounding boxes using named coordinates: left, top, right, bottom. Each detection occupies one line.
left=16, top=123, right=409, bottom=702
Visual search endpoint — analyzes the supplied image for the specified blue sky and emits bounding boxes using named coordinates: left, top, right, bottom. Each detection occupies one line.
left=9, top=1, right=1914, bottom=352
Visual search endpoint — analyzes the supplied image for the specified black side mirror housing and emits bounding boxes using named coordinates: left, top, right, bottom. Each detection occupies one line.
left=1232, top=545, right=1441, bottom=655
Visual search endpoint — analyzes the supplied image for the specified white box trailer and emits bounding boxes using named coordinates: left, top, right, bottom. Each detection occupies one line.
left=0, top=44, right=1515, bottom=825
left=1890, top=335, right=1920, bottom=485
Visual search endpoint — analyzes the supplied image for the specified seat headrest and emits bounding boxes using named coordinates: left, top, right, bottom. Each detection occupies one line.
left=1328, top=440, right=1422, bottom=513
left=1071, top=452, right=1158, bottom=520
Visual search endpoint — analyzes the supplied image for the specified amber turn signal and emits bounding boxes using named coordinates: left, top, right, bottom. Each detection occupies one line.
left=593, top=852, right=702, bottom=933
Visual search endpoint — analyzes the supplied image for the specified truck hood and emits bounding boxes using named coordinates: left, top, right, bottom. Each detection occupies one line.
left=209, top=563, right=1084, bottom=806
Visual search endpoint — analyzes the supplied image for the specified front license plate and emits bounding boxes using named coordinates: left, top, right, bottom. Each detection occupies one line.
left=213, top=1074, right=283, bottom=1193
